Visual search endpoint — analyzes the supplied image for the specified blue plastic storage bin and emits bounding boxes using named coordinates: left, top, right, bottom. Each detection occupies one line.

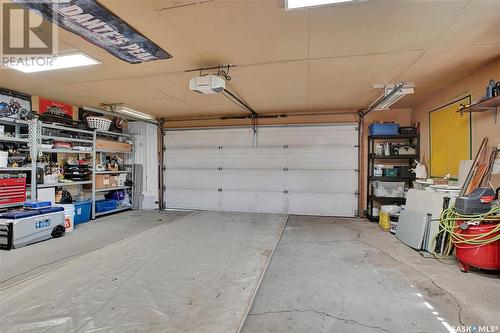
left=24, top=201, right=51, bottom=209
left=369, top=123, right=399, bottom=136
left=95, top=199, right=117, bottom=213
left=105, top=190, right=125, bottom=201
left=74, top=200, right=92, bottom=225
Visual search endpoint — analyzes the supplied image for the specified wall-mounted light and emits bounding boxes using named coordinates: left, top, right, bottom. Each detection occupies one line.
left=116, top=106, right=156, bottom=121
left=371, top=84, right=415, bottom=110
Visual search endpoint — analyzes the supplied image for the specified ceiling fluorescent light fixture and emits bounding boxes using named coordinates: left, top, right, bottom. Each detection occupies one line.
left=116, top=106, right=155, bottom=121
left=6, top=53, right=100, bottom=73
left=372, top=84, right=414, bottom=111
left=286, top=0, right=364, bottom=10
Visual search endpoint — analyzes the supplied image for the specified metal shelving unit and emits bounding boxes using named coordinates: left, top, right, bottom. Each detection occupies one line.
left=96, top=129, right=132, bottom=138
left=92, top=131, right=134, bottom=218
left=0, top=202, right=25, bottom=209
left=95, top=170, right=132, bottom=174
left=41, top=136, right=93, bottom=144
left=95, top=185, right=131, bottom=192
left=0, top=136, right=29, bottom=143
left=366, top=133, right=420, bottom=222
left=36, top=122, right=96, bottom=216
left=95, top=206, right=131, bottom=217
left=1, top=118, right=135, bottom=220
left=37, top=180, right=93, bottom=188
left=0, top=167, right=31, bottom=172
left=39, top=148, right=94, bottom=154
left=0, top=118, right=37, bottom=206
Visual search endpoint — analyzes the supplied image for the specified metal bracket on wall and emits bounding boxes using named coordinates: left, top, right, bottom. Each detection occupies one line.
left=457, top=98, right=499, bottom=124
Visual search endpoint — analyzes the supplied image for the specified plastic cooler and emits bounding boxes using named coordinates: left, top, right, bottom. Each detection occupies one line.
left=369, top=123, right=399, bottom=136
left=0, top=206, right=65, bottom=249
left=96, top=199, right=117, bottom=213
left=74, top=200, right=92, bottom=225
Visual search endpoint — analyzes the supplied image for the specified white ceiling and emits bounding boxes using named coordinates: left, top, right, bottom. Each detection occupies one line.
left=1, top=0, right=499, bottom=119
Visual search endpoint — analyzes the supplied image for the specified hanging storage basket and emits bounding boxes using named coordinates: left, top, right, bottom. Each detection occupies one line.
left=86, top=117, right=112, bottom=131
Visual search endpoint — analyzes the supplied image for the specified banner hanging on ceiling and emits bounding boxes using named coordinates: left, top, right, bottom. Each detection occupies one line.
left=13, top=0, right=172, bottom=64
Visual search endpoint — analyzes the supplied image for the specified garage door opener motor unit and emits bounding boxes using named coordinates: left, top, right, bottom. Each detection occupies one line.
left=0, top=202, right=66, bottom=250
left=189, top=74, right=225, bottom=94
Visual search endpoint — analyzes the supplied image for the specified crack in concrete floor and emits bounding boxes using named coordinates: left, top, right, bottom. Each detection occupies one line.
left=248, top=309, right=391, bottom=333
left=354, top=238, right=465, bottom=326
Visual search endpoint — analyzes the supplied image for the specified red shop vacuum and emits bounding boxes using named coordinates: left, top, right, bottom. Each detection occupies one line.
left=451, top=188, right=500, bottom=273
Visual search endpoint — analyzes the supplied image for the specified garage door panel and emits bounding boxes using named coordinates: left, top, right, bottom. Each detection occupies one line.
left=221, top=191, right=285, bottom=213
left=222, top=170, right=284, bottom=191
left=166, top=189, right=219, bottom=210
left=287, top=147, right=358, bottom=169
left=166, top=169, right=220, bottom=190
left=222, top=148, right=286, bottom=169
left=287, top=192, right=357, bottom=216
left=286, top=170, right=357, bottom=192
left=166, top=128, right=253, bottom=148
left=257, top=124, right=358, bottom=147
left=165, top=124, right=358, bottom=217
left=166, top=148, right=219, bottom=169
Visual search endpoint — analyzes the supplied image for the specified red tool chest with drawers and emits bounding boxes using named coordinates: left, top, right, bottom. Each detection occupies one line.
left=0, top=178, right=27, bottom=205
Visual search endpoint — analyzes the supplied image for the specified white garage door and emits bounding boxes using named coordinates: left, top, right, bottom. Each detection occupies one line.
left=164, top=124, right=359, bottom=216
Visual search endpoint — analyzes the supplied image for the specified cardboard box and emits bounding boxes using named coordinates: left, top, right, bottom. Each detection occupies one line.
left=110, top=175, right=119, bottom=188
left=96, top=139, right=132, bottom=153
left=95, top=174, right=110, bottom=189
left=118, top=174, right=127, bottom=186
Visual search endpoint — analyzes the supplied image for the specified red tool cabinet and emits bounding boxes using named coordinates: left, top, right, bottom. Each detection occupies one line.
left=0, top=178, right=27, bottom=205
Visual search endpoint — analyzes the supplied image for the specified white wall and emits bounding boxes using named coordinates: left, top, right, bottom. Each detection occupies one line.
left=127, top=122, right=159, bottom=209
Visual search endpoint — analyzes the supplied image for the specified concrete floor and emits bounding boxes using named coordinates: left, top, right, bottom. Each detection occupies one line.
left=1, top=212, right=499, bottom=333
left=0, top=211, right=287, bottom=333
left=243, top=215, right=500, bottom=333
left=0, top=210, right=189, bottom=288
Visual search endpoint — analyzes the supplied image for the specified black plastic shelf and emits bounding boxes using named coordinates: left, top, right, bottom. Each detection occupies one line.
left=366, top=131, right=419, bottom=221
left=368, top=134, right=419, bottom=139
left=369, top=154, right=417, bottom=160
left=368, top=196, right=406, bottom=204
left=369, top=176, right=414, bottom=182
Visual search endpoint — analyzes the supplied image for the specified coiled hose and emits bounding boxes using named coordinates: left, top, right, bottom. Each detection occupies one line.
left=432, top=205, right=500, bottom=257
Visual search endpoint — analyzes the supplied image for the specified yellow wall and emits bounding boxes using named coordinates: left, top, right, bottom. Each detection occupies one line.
left=429, top=96, right=471, bottom=178
left=412, top=58, right=500, bottom=169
